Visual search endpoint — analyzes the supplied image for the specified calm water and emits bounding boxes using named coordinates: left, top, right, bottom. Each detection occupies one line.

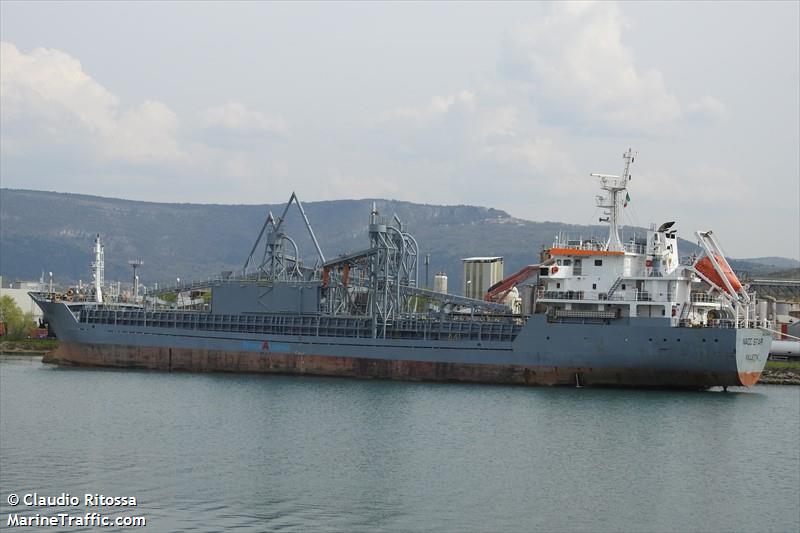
left=1, top=355, right=798, bottom=533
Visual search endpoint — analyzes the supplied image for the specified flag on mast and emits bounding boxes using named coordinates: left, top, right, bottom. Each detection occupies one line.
left=624, top=192, right=631, bottom=208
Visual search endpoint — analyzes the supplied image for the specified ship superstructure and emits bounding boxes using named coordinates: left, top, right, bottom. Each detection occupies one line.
left=32, top=151, right=772, bottom=389
left=538, top=149, right=758, bottom=331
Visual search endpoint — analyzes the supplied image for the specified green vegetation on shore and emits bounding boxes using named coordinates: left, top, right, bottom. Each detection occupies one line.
left=766, top=360, right=800, bottom=370
left=0, top=295, right=36, bottom=340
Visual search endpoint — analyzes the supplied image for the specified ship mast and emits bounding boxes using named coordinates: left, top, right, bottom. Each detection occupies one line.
left=592, top=148, right=636, bottom=252
left=92, top=234, right=105, bottom=303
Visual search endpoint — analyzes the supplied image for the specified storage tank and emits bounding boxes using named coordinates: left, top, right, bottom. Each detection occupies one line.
left=758, top=301, right=768, bottom=327
left=433, top=272, right=448, bottom=294
left=462, top=257, right=503, bottom=299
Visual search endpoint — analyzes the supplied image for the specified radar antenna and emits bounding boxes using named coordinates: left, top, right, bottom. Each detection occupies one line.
left=592, top=148, right=637, bottom=252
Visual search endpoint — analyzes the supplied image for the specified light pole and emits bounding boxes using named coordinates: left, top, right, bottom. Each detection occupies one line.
left=129, top=260, right=144, bottom=303
left=424, top=253, right=430, bottom=289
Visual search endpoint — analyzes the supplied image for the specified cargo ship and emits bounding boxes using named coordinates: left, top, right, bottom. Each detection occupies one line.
left=32, top=150, right=772, bottom=388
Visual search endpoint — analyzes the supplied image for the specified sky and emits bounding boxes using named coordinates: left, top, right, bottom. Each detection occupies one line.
left=1, top=1, right=798, bottom=259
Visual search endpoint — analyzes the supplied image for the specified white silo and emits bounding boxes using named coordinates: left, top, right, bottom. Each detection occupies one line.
left=433, top=272, right=448, bottom=294
left=462, top=257, right=503, bottom=299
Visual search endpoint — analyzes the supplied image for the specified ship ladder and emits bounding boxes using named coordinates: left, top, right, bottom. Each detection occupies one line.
left=606, top=277, right=624, bottom=299
left=678, top=301, right=692, bottom=323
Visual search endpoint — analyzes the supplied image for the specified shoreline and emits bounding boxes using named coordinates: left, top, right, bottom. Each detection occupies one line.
left=0, top=340, right=59, bottom=355
left=758, top=368, right=800, bottom=385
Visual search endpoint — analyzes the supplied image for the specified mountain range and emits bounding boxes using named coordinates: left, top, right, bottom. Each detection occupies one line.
left=1, top=189, right=797, bottom=292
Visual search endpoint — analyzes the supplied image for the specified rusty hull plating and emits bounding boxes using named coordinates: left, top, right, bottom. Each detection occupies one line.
left=45, top=341, right=757, bottom=390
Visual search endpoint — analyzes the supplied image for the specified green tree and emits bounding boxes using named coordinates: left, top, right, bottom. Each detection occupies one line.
left=0, top=295, right=36, bottom=340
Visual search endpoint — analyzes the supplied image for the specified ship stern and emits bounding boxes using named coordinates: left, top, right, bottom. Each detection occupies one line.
left=735, top=328, right=772, bottom=387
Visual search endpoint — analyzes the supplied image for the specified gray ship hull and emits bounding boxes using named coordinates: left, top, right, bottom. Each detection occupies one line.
left=36, top=299, right=771, bottom=389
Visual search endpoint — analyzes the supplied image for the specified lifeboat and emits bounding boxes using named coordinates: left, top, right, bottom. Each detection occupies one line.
left=694, top=254, right=742, bottom=295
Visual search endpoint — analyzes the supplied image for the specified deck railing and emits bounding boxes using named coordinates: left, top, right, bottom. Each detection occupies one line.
left=549, top=241, right=647, bottom=255
left=690, top=293, right=720, bottom=303
left=538, top=288, right=677, bottom=303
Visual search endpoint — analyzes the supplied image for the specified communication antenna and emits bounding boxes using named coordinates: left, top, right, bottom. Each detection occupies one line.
left=591, top=148, right=637, bottom=252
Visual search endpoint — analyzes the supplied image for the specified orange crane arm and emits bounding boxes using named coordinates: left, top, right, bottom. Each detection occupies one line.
left=484, top=265, right=538, bottom=302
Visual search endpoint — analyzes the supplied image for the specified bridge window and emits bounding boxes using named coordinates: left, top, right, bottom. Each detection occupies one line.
left=594, top=259, right=603, bottom=266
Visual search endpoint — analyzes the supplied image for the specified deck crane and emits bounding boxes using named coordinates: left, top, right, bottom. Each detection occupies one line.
left=484, top=264, right=539, bottom=303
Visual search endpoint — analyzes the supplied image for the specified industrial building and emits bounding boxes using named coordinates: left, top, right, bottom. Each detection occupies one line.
left=0, top=277, right=44, bottom=322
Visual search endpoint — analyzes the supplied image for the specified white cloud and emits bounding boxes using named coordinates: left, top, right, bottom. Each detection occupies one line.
left=367, top=90, right=583, bottom=220
left=500, top=1, right=724, bottom=134
left=106, top=101, right=184, bottom=164
left=686, top=96, right=728, bottom=123
left=0, top=42, right=117, bottom=129
left=483, top=136, right=578, bottom=193
left=380, top=90, right=476, bottom=125
left=375, top=90, right=524, bottom=158
left=199, top=101, right=286, bottom=136
left=0, top=42, right=293, bottom=196
left=634, top=164, right=749, bottom=206
left=0, top=41, right=187, bottom=165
